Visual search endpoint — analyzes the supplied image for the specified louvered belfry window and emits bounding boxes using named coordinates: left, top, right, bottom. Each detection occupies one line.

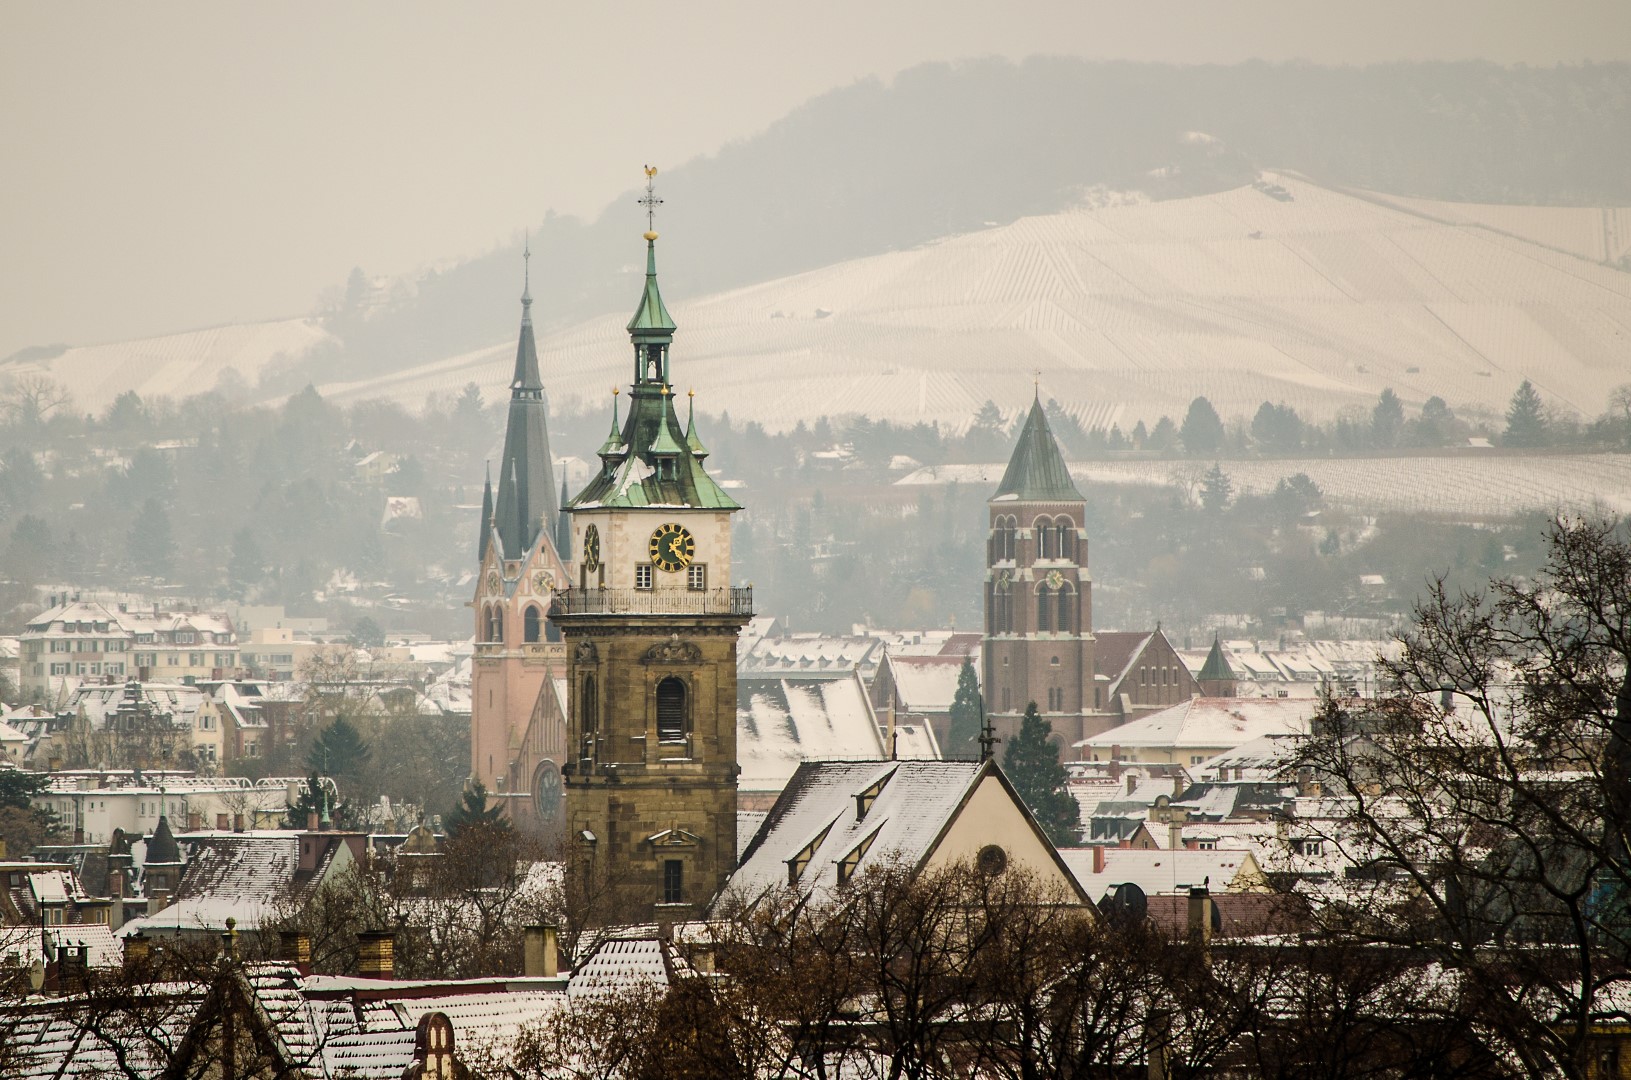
left=656, top=677, right=687, bottom=743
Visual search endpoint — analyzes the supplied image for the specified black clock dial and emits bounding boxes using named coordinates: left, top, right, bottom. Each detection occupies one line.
left=582, top=525, right=601, bottom=573
left=648, top=522, right=695, bottom=572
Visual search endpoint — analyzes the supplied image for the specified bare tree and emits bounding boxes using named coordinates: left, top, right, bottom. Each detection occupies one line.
left=0, top=373, right=74, bottom=427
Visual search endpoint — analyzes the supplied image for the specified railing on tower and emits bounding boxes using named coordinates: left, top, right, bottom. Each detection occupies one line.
left=554, top=586, right=753, bottom=617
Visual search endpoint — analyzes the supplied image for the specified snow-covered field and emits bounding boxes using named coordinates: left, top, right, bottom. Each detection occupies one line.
left=898, top=453, right=1631, bottom=518
left=317, top=173, right=1631, bottom=433
left=0, top=318, right=332, bottom=416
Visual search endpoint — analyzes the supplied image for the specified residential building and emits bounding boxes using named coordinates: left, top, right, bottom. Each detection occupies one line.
left=18, top=600, right=239, bottom=701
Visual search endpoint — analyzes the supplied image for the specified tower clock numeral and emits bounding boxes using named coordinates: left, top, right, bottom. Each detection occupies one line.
left=648, top=522, right=695, bottom=572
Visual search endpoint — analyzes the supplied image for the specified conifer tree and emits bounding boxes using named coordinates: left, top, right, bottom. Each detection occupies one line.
left=1504, top=379, right=1548, bottom=447
left=944, top=658, right=984, bottom=760
left=1180, top=397, right=1224, bottom=456
left=1001, top=702, right=1082, bottom=847
left=306, top=715, right=371, bottom=780
left=444, top=779, right=511, bottom=839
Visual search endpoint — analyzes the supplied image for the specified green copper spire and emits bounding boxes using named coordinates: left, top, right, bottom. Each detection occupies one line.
left=685, top=389, right=708, bottom=459
left=1198, top=635, right=1236, bottom=683
left=992, top=394, right=1084, bottom=502
left=650, top=387, right=685, bottom=456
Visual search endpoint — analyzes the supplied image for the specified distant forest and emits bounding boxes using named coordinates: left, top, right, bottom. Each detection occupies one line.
left=287, top=58, right=1631, bottom=391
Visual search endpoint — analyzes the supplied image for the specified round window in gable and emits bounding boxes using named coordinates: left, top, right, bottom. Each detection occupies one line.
left=976, top=844, right=1009, bottom=876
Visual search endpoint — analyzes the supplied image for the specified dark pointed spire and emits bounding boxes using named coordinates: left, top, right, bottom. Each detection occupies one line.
left=478, top=462, right=494, bottom=562
left=685, top=389, right=708, bottom=459
left=493, top=248, right=557, bottom=560
left=556, top=467, right=572, bottom=561
left=1198, top=634, right=1236, bottom=684
left=993, top=397, right=1083, bottom=502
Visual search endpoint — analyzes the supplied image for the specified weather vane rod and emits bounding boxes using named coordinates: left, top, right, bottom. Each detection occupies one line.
left=639, top=165, right=662, bottom=234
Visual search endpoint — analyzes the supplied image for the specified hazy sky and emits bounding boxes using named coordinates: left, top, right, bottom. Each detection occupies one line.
left=3, top=1, right=1629, bottom=360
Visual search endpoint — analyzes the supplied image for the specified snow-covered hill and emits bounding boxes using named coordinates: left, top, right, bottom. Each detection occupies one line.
left=0, top=318, right=332, bottom=416
left=317, top=174, right=1631, bottom=432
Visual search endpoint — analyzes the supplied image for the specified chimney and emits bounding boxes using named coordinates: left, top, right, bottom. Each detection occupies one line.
left=523, top=924, right=559, bottom=978
left=1092, top=845, right=1106, bottom=874
left=357, top=930, right=395, bottom=979
left=306, top=810, right=320, bottom=833
left=1126, top=773, right=1137, bottom=795
left=1168, top=821, right=1183, bottom=850
left=58, top=944, right=89, bottom=994
left=690, top=944, right=715, bottom=974
left=123, top=933, right=152, bottom=973
left=1439, top=684, right=1455, bottom=713
left=279, top=930, right=312, bottom=975
left=147, top=889, right=170, bottom=917
left=1188, top=884, right=1214, bottom=961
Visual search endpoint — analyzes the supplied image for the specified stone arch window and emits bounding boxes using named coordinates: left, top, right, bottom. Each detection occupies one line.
left=523, top=605, right=543, bottom=643
left=656, top=676, right=688, bottom=744
left=993, top=516, right=1018, bottom=562
left=1036, top=516, right=1056, bottom=560
left=1055, top=521, right=1074, bottom=562
left=1036, top=585, right=1053, bottom=633
left=1056, top=584, right=1074, bottom=633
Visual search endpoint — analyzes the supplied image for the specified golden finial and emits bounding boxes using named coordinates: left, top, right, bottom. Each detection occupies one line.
left=612, top=386, right=620, bottom=396
left=688, top=388, right=695, bottom=398
left=639, top=165, right=662, bottom=238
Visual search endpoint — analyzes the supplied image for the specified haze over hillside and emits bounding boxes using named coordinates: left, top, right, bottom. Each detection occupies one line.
left=310, top=174, right=1629, bottom=432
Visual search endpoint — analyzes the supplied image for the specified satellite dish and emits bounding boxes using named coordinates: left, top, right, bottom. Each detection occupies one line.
left=28, top=958, right=44, bottom=992
left=1099, top=881, right=1148, bottom=924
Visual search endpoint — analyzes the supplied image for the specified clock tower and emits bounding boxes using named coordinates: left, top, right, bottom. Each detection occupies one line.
left=982, top=395, right=1100, bottom=747
left=555, top=176, right=750, bottom=923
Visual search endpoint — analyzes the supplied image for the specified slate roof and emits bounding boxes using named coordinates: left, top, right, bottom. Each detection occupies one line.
left=492, top=280, right=557, bottom=562
left=991, top=397, right=1083, bottom=502
left=1198, top=637, right=1236, bottom=682
left=1094, top=631, right=1155, bottom=687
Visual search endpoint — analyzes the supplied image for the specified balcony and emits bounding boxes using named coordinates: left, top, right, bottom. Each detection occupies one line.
left=555, top=586, right=752, bottom=617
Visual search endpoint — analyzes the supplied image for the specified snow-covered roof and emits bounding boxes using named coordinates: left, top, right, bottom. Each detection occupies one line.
left=1059, top=847, right=1265, bottom=901
left=1078, top=697, right=1318, bottom=752
left=727, top=760, right=987, bottom=907
left=881, top=653, right=967, bottom=712
left=737, top=671, right=884, bottom=792
left=567, top=937, right=691, bottom=999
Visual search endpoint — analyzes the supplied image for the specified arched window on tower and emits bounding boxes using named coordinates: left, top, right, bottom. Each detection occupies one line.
left=1036, top=586, right=1053, bottom=633
left=523, top=606, right=543, bottom=643
left=995, top=516, right=1017, bottom=562
left=483, top=606, right=503, bottom=643
left=1057, top=585, right=1073, bottom=633
left=580, top=676, right=598, bottom=760
left=1057, top=521, right=1074, bottom=562
left=656, top=677, right=688, bottom=744
left=1037, top=522, right=1063, bottom=561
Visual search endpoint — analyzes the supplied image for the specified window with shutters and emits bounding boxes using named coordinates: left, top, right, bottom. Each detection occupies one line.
left=656, top=677, right=687, bottom=743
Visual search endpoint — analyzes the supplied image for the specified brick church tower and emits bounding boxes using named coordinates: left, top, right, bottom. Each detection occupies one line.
left=554, top=180, right=750, bottom=923
left=470, top=248, right=571, bottom=833
left=982, top=396, right=1102, bottom=747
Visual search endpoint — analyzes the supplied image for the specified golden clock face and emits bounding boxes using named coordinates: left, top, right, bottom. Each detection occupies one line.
left=485, top=570, right=500, bottom=595
left=582, top=525, right=601, bottom=573
left=648, top=522, right=695, bottom=573
left=532, top=570, right=553, bottom=593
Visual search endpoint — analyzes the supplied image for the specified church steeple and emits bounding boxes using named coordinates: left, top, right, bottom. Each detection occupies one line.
left=568, top=170, right=736, bottom=513
left=477, top=462, right=494, bottom=562
left=993, top=395, right=1083, bottom=502
left=492, top=243, right=557, bottom=560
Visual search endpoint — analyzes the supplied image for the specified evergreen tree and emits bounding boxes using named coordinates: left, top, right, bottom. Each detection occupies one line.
left=1001, top=702, right=1081, bottom=847
left=285, top=771, right=328, bottom=827
left=944, top=658, right=984, bottom=760
left=1200, top=462, right=1234, bottom=513
left=1415, top=396, right=1456, bottom=446
left=226, top=526, right=267, bottom=599
left=444, top=780, right=510, bottom=839
left=305, top=715, right=371, bottom=780
left=1504, top=379, right=1548, bottom=447
left=126, top=497, right=175, bottom=578
left=1371, top=388, right=1405, bottom=448
left=1148, top=416, right=1179, bottom=454
left=350, top=616, right=386, bottom=649
left=1180, top=397, right=1225, bottom=456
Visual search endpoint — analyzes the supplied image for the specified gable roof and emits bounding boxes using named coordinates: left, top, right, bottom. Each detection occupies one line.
left=879, top=653, right=968, bottom=713
left=1078, top=696, right=1316, bottom=752
left=737, top=672, right=883, bottom=793
left=992, top=397, right=1083, bottom=502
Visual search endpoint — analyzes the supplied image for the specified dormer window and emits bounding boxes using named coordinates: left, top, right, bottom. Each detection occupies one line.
left=855, top=770, right=895, bottom=820
left=837, top=829, right=880, bottom=885
left=787, top=820, right=835, bottom=886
